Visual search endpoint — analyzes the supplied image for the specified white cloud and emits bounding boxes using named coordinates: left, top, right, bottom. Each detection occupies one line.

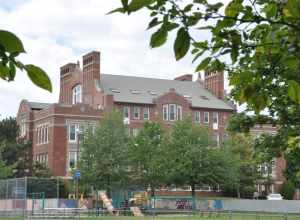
left=0, top=0, right=230, bottom=119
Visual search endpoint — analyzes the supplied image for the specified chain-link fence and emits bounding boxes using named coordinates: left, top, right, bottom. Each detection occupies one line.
left=0, top=177, right=67, bottom=215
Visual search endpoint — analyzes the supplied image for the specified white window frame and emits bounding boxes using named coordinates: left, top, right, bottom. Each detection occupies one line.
left=68, top=151, right=77, bottom=170
left=213, top=112, right=219, bottom=125
left=68, top=124, right=77, bottom=143
left=169, top=104, right=176, bottom=121
left=72, top=84, right=82, bottom=104
left=123, top=106, right=130, bottom=119
left=163, top=104, right=169, bottom=121
left=36, top=124, right=49, bottom=145
left=143, top=107, right=150, bottom=120
left=195, top=111, right=201, bottom=123
left=133, top=106, right=140, bottom=120
left=204, top=112, right=210, bottom=124
left=20, top=118, right=26, bottom=137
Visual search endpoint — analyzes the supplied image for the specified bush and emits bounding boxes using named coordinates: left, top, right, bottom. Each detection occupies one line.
left=281, top=180, right=295, bottom=200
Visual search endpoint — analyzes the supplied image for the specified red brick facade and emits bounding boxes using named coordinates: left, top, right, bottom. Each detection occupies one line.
left=250, top=124, right=286, bottom=194
left=17, top=50, right=235, bottom=177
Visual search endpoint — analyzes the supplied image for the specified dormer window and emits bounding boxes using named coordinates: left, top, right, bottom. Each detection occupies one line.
left=72, top=84, right=82, bottom=104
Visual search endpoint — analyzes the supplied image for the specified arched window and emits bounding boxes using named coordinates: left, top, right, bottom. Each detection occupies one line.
left=72, top=84, right=82, bottom=104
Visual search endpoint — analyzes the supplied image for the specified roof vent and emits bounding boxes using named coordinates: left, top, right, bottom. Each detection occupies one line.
left=130, top=89, right=141, bottom=94
left=148, top=91, right=157, bottom=95
left=110, top=88, right=120, bottom=93
left=200, top=95, right=209, bottom=100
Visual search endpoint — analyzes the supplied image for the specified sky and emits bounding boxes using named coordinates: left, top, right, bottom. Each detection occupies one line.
left=0, top=0, right=231, bottom=119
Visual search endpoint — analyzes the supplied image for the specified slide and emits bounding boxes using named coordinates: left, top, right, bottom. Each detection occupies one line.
left=130, top=206, right=144, bottom=217
left=99, top=191, right=115, bottom=215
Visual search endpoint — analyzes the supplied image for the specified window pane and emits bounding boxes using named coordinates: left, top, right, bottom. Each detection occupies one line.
left=72, top=85, right=82, bottom=104
left=195, top=111, right=200, bottom=123
left=123, top=106, right=129, bottom=118
left=213, top=112, right=218, bottom=124
left=69, top=152, right=77, bottom=169
left=204, top=112, right=209, bottom=123
left=169, top=104, right=176, bottom=121
left=163, top=105, right=168, bottom=121
left=134, top=107, right=140, bottom=119
left=69, top=124, right=76, bottom=141
left=143, top=107, right=149, bottom=120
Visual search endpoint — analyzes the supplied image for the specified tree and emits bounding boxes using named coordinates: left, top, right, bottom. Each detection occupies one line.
left=111, top=0, right=300, bottom=184
left=281, top=180, right=295, bottom=200
left=222, top=133, right=260, bottom=198
left=167, top=118, right=234, bottom=208
left=0, top=30, right=52, bottom=91
left=0, top=117, right=32, bottom=177
left=129, top=122, right=168, bottom=198
left=0, top=117, right=51, bottom=178
left=79, top=110, right=130, bottom=195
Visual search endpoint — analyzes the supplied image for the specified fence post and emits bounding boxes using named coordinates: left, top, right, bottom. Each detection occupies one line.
left=24, top=177, right=27, bottom=218
left=57, top=177, right=59, bottom=208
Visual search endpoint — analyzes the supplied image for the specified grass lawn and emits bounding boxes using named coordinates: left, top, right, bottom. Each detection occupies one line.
left=0, top=213, right=299, bottom=220
left=76, top=214, right=300, bottom=220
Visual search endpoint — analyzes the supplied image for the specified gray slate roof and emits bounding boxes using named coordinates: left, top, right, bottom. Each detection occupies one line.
left=100, top=74, right=234, bottom=110
left=28, top=102, right=51, bottom=110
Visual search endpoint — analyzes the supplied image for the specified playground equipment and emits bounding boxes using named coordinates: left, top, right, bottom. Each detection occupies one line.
left=130, top=206, right=144, bottom=216
left=99, top=191, right=115, bottom=215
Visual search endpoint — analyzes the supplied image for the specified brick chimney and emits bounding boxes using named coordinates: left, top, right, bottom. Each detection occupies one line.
left=204, top=71, right=224, bottom=99
left=82, top=51, right=100, bottom=106
left=59, top=63, right=77, bottom=104
left=174, top=74, right=193, bottom=81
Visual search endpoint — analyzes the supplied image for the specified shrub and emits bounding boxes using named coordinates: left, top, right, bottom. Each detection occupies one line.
left=281, top=180, right=295, bottom=200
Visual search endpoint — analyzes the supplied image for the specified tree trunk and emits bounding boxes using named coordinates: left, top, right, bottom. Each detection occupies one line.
left=237, top=187, right=241, bottom=198
left=151, top=186, right=155, bottom=209
left=191, top=184, right=196, bottom=211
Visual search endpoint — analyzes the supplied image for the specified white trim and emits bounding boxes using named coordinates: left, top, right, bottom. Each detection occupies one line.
left=163, top=104, right=169, bottom=121
left=133, top=106, right=140, bottom=120
left=169, top=104, right=176, bottom=121
left=195, top=111, right=201, bottom=123
left=143, top=107, right=150, bottom=120
left=123, top=106, right=130, bottom=120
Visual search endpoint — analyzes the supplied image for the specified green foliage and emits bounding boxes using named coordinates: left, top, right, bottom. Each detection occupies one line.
left=0, top=117, right=50, bottom=178
left=129, top=122, right=168, bottom=194
left=79, top=110, right=129, bottom=193
left=111, top=1, right=300, bottom=185
left=167, top=118, right=237, bottom=201
left=222, top=134, right=259, bottom=198
left=280, top=180, right=295, bottom=200
left=0, top=30, right=52, bottom=91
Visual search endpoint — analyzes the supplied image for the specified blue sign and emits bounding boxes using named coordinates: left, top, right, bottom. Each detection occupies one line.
left=74, top=170, right=81, bottom=179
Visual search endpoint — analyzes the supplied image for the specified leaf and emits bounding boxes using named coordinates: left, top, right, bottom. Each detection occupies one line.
left=0, top=64, right=10, bottom=80
left=288, top=80, right=300, bottom=104
left=286, top=0, right=300, bottom=18
left=174, top=27, right=190, bottom=60
left=183, top=4, right=193, bottom=12
left=195, top=57, right=211, bottom=72
left=128, top=0, right=152, bottom=12
left=264, top=3, right=277, bottom=18
left=0, top=30, right=25, bottom=53
left=150, top=27, right=167, bottom=48
left=147, top=17, right=161, bottom=29
left=8, top=61, right=16, bottom=81
left=107, top=7, right=125, bottom=15
left=25, top=64, right=52, bottom=92
left=225, top=0, right=243, bottom=17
